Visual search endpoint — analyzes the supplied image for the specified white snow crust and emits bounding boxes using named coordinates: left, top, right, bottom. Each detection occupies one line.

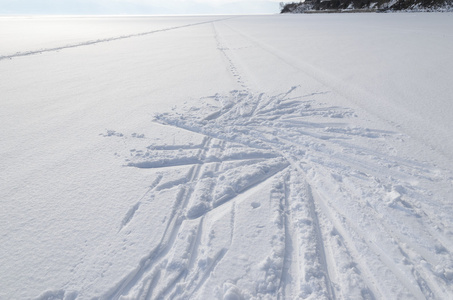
left=1, top=13, right=453, bottom=300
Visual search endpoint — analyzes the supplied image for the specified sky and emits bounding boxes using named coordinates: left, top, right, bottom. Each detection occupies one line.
left=0, top=0, right=282, bottom=14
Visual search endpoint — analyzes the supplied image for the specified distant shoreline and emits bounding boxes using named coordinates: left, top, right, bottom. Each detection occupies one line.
left=302, top=9, right=378, bottom=13
left=280, top=0, right=453, bottom=14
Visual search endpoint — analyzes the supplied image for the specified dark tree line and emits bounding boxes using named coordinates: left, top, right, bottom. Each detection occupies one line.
left=280, top=0, right=452, bottom=12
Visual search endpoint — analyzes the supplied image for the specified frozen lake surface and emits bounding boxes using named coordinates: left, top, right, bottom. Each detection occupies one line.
left=1, top=14, right=453, bottom=299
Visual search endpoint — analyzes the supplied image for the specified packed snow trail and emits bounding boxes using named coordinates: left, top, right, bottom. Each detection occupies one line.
left=1, top=14, right=452, bottom=300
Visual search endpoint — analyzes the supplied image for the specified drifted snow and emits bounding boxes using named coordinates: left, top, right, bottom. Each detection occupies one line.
left=1, top=13, right=453, bottom=300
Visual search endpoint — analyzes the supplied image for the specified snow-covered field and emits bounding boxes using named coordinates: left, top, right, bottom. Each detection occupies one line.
left=1, top=13, right=453, bottom=299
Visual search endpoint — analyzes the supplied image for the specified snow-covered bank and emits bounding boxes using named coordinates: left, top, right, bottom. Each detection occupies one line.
left=1, top=14, right=452, bottom=299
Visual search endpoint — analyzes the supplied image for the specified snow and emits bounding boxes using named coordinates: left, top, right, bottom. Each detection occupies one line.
left=1, top=13, right=453, bottom=299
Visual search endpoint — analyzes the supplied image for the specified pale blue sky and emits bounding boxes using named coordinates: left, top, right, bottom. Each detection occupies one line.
left=0, top=0, right=282, bottom=14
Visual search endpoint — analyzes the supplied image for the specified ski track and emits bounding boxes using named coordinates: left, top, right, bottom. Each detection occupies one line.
left=36, top=18, right=453, bottom=300
left=0, top=17, right=234, bottom=61
left=277, top=173, right=292, bottom=300
left=118, top=95, right=451, bottom=298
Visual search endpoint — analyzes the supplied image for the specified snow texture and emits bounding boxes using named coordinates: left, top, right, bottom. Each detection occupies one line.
left=1, top=13, right=453, bottom=300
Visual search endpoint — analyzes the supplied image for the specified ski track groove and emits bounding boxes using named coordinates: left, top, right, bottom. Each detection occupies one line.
left=188, top=248, right=228, bottom=299
left=103, top=136, right=216, bottom=299
left=116, top=129, right=290, bottom=298
left=277, top=171, right=294, bottom=300
left=153, top=269, right=187, bottom=300
left=106, top=122, right=287, bottom=298
left=304, top=180, right=337, bottom=300
left=230, top=202, right=236, bottom=242
left=374, top=213, right=449, bottom=298
left=313, top=186, right=429, bottom=299
left=312, top=158, right=453, bottom=298
left=143, top=269, right=161, bottom=300
left=314, top=192, right=380, bottom=299
left=142, top=138, right=214, bottom=298
left=186, top=218, right=204, bottom=273
left=119, top=174, right=163, bottom=232
left=246, top=111, right=342, bottom=299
